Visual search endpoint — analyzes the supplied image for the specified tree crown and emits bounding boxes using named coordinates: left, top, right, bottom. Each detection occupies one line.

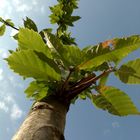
left=0, top=0, right=140, bottom=116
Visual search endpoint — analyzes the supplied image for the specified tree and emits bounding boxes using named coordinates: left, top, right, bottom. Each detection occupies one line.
left=1, top=0, right=140, bottom=139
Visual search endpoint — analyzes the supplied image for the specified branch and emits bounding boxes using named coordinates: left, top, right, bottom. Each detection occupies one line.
left=65, top=67, right=115, bottom=101
left=60, top=67, right=75, bottom=96
left=1, top=19, right=19, bottom=31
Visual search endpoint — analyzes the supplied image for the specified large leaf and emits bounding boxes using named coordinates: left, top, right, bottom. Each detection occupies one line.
left=25, top=81, right=49, bottom=100
left=115, top=59, right=140, bottom=84
left=18, top=28, right=52, bottom=58
left=92, top=86, right=140, bottom=116
left=0, top=24, right=6, bottom=36
left=78, top=35, right=140, bottom=70
left=6, top=50, right=61, bottom=81
left=44, top=31, right=83, bottom=67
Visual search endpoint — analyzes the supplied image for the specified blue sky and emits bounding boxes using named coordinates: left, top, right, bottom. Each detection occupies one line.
left=0, top=0, right=140, bottom=140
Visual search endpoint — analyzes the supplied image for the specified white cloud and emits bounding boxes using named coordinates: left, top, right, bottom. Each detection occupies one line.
left=8, top=76, right=24, bottom=88
left=10, top=104, right=23, bottom=120
left=0, top=94, right=24, bottom=120
left=12, top=0, right=32, bottom=12
left=112, top=121, right=120, bottom=128
left=4, top=95, right=15, bottom=104
left=41, top=6, right=45, bottom=14
left=0, top=0, right=13, bottom=18
left=0, top=101, right=9, bottom=112
left=0, top=68, right=4, bottom=81
left=0, top=49, right=9, bottom=58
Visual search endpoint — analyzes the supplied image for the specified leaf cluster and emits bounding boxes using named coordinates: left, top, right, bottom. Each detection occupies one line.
left=49, top=0, right=81, bottom=45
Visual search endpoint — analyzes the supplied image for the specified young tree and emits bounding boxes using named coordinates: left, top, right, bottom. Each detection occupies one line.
left=1, top=0, right=140, bottom=139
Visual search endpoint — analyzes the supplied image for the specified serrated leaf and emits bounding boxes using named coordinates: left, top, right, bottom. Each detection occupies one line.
left=0, top=24, right=6, bottom=36
left=24, top=17, right=38, bottom=32
left=6, top=50, right=61, bottom=81
left=25, top=81, right=49, bottom=100
left=78, top=35, right=140, bottom=70
left=18, top=28, right=52, bottom=58
left=92, top=86, right=140, bottom=116
left=44, top=31, right=83, bottom=67
left=115, top=59, right=140, bottom=84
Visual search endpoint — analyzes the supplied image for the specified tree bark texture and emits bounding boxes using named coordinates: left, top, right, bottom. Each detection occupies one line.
left=12, top=98, right=68, bottom=140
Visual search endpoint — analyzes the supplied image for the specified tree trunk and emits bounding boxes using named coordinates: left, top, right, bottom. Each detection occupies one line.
left=12, top=98, right=69, bottom=140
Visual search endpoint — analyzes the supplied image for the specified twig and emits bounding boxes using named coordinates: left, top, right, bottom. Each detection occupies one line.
left=60, top=67, right=74, bottom=96
left=1, top=19, right=19, bottom=31
left=65, top=67, right=115, bottom=101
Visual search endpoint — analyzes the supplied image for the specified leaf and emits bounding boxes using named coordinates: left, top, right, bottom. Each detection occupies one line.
left=24, top=17, right=38, bottom=32
left=13, top=33, right=18, bottom=40
left=0, top=17, right=3, bottom=22
left=78, top=35, right=140, bottom=70
left=34, top=51, right=61, bottom=74
left=92, top=86, right=140, bottom=116
left=18, top=28, right=52, bottom=58
left=98, top=74, right=109, bottom=86
left=44, top=31, right=83, bottom=67
left=115, top=59, right=140, bottom=84
left=5, top=19, right=14, bottom=26
left=25, top=81, right=49, bottom=100
left=6, top=50, right=61, bottom=81
left=79, top=89, right=92, bottom=100
left=0, top=24, right=6, bottom=36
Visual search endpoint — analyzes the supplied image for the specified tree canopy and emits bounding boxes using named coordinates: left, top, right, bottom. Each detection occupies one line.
left=0, top=0, right=140, bottom=117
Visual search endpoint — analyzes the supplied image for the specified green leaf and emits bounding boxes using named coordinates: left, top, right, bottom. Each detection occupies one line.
left=5, top=19, right=14, bottom=26
left=78, top=35, right=140, bottom=70
left=44, top=31, right=83, bottom=67
left=13, top=33, right=18, bottom=40
left=34, top=51, right=61, bottom=74
left=18, top=28, right=52, bottom=58
left=6, top=50, right=61, bottom=81
left=115, top=59, right=140, bottom=84
left=0, top=17, right=3, bottom=22
left=92, top=86, right=140, bottom=116
left=0, top=24, right=6, bottom=36
left=98, top=74, right=109, bottom=86
left=25, top=81, right=49, bottom=100
left=24, top=17, right=38, bottom=32
left=79, top=89, right=92, bottom=100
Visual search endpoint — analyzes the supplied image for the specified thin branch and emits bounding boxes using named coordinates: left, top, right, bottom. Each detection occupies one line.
left=60, top=68, right=74, bottom=96
left=1, top=19, right=19, bottom=31
left=65, top=67, right=115, bottom=102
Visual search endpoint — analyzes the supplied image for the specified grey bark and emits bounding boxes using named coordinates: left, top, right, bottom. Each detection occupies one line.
left=12, top=98, right=68, bottom=140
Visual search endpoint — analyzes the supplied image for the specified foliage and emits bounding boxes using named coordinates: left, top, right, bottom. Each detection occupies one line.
left=92, top=86, right=140, bottom=116
left=1, top=0, right=140, bottom=116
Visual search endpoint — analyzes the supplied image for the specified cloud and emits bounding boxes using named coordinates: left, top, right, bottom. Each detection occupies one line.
left=12, top=0, right=32, bottom=12
left=8, top=75, right=24, bottom=88
left=0, top=0, right=13, bottom=18
left=112, top=121, right=120, bottom=128
left=0, top=101, right=9, bottom=112
left=0, top=49, right=9, bottom=58
left=0, top=94, right=24, bottom=120
left=10, top=104, right=23, bottom=120
left=0, top=68, right=4, bottom=81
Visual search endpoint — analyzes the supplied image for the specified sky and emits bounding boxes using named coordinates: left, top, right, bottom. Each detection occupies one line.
left=0, top=0, right=140, bottom=140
